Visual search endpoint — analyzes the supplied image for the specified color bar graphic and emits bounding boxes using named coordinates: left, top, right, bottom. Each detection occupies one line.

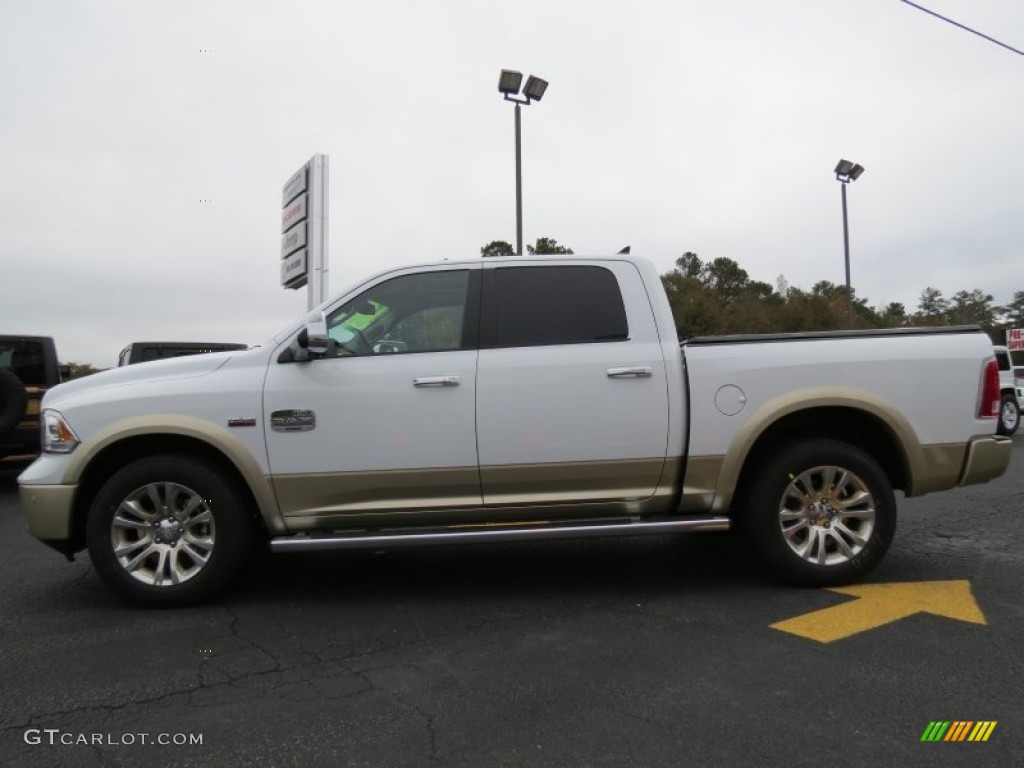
left=967, top=722, right=997, bottom=742
left=921, top=721, right=996, bottom=742
left=944, top=721, right=972, bottom=741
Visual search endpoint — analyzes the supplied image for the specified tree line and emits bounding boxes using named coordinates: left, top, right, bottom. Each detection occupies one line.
left=481, top=238, right=1023, bottom=345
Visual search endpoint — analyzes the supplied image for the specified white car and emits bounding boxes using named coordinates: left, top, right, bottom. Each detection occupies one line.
left=994, top=345, right=1021, bottom=435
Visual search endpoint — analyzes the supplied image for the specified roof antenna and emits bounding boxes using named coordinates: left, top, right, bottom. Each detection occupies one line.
left=617, top=245, right=630, bottom=254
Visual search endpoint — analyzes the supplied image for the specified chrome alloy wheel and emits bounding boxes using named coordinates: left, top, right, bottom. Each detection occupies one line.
left=1001, top=398, right=1019, bottom=432
left=110, top=482, right=216, bottom=586
left=777, top=465, right=876, bottom=566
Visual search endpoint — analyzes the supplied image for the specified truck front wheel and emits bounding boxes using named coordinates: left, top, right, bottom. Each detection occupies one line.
left=86, top=455, right=253, bottom=607
left=742, top=439, right=896, bottom=587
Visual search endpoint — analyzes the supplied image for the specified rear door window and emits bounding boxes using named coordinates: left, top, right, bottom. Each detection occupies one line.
left=485, top=266, right=628, bottom=347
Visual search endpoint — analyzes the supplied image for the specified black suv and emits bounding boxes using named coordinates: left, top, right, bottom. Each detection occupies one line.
left=0, top=336, right=63, bottom=461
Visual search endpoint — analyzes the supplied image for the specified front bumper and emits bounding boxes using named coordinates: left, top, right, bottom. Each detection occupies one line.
left=958, top=435, right=1013, bottom=486
left=19, top=483, right=76, bottom=540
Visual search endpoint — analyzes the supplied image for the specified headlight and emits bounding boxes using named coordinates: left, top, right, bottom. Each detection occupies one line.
left=42, top=410, right=80, bottom=454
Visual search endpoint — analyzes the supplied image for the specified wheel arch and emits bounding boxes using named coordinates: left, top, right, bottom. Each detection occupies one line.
left=715, top=390, right=924, bottom=514
left=64, top=418, right=285, bottom=553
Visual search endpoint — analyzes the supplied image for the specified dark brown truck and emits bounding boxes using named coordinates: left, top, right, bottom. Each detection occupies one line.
left=0, top=335, right=63, bottom=462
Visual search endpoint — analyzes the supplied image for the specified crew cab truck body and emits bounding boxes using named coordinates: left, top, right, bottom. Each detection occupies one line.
left=17, top=256, right=1012, bottom=606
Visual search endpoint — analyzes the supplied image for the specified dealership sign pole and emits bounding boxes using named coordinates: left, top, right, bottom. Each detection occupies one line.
left=280, top=154, right=329, bottom=310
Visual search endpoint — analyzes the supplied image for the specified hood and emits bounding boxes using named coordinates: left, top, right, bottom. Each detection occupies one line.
left=43, top=351, right=238, bottom=408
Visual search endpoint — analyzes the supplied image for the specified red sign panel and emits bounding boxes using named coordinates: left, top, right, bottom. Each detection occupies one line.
left=1008, top=328, right=1024, bottom=352
left=281, top=195, right=307, bottom=234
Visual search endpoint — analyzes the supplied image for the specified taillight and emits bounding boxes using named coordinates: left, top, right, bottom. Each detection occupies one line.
left=978, top=358, right=1000, bottom=419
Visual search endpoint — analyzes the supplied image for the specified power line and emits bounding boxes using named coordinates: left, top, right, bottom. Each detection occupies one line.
left=898, top=0, right=1024, bottom=57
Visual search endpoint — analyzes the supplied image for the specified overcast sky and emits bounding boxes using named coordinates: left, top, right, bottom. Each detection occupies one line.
left=1, top=0, right=1021, bottom=367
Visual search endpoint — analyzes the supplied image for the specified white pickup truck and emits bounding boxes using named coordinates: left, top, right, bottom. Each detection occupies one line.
left=18, top=256, right=1012, bottom=606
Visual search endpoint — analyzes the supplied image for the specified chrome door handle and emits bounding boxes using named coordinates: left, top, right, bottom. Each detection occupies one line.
left=413, top=376, right=460, bottom=387
left=607, top=367, right=652, bottom=378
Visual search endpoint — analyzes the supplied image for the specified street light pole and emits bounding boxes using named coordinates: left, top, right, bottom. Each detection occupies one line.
left=498, top=70, right=548, bottom=256
left=515, top=102, right=522, bottom=255
left=841, top=181, right=851, bottom=326
left=834, top=159, right=865, bottom=328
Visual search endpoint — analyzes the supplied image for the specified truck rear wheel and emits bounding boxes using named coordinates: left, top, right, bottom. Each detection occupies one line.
left=742, top=439, right=896, bottom=587
left=86, top=455, right=252, bottom=607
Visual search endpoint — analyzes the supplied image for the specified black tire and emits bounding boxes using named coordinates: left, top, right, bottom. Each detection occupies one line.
left=997, top=394, right=1019, bottom=436
left=741, top=439, right=896, bottom=587
left=86, top=455, right=253, bottom=607
left=0, top=368, right=28, bottom=434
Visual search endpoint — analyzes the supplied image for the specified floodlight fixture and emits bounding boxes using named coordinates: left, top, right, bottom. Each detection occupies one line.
left=835, top=158, right=865, bottom=184
left=498, top=70, right=523, bottom=96
left=500, top=70, right=548, bottom=106
left=523, top=75, right=548, bottom=102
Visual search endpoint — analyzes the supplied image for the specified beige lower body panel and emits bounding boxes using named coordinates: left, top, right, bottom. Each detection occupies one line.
left=274, top=458, right=679, bottom=532
left=274, top=466, right=482, bottom=519
left=957, top=436, right=1012, bottom=487
left=480, top=457, right=670, bottom=505
left=20, top=484, right=76, bottom=540
left=677, top=439, right=1001, bottom=516
left=911, top=443, right=967, bottom=496
left=677, top=455, right=725, bottom=513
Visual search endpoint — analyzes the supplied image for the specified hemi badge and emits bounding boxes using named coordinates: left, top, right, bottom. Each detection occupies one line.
left=270, top=409, right=316, bottom=432
left=228, top=418, right=257, bottom=427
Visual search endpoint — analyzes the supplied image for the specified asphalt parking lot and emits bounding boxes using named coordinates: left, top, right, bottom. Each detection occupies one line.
left=1, top=437, right=1021, bottom=768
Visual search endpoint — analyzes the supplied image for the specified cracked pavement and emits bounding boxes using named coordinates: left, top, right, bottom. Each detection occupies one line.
left=1, top=437, right=1022, bottom=767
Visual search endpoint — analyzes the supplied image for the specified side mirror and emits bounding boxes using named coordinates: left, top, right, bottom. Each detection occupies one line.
left=292, top=315, right=330, bottom=361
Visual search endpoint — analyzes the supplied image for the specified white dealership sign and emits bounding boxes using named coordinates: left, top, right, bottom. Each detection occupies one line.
left=282, top=166, right=307, bottom=207
left=281, top=224, right=306, bottom=258
left=1008, top=328, right=1023, bottom=352
left=281, top=195, right=306, bottom=235
left=280, top=155, right=328, bottom=308
left=281, top=250, right=307, bottom=284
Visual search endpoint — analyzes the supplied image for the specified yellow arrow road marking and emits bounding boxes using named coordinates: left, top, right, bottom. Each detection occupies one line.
left=771, top=580, right=986, bottom=643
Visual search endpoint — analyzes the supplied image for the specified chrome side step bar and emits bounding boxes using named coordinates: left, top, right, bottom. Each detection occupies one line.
left=269, top=517, right=731, bottom=553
